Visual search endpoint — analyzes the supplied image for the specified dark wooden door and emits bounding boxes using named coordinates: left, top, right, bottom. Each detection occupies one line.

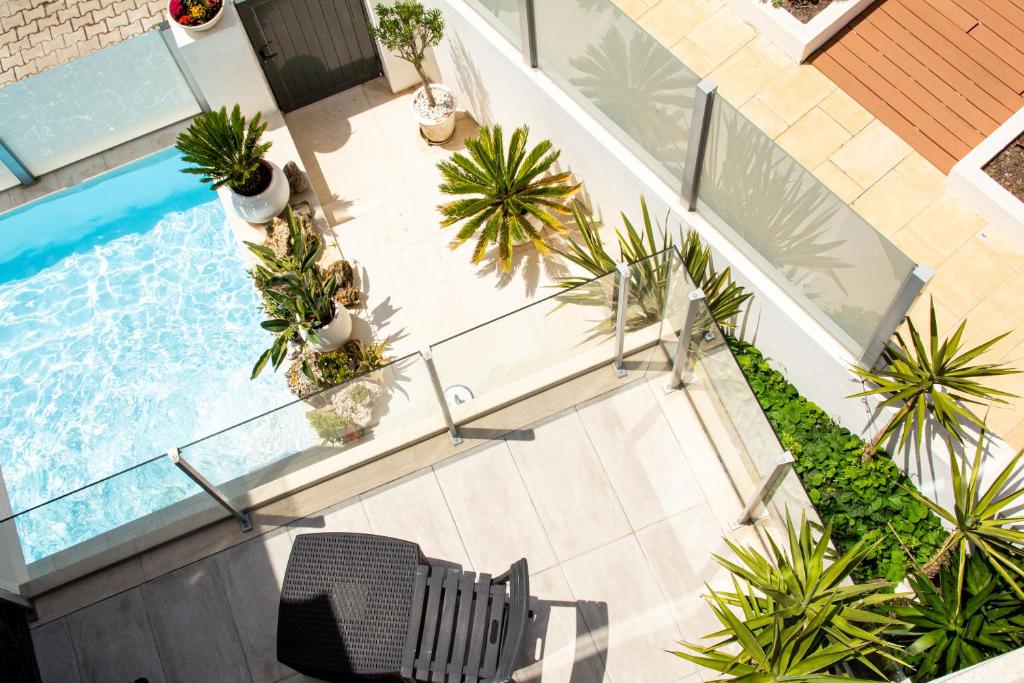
left=239, top=0, right=382, bottom=112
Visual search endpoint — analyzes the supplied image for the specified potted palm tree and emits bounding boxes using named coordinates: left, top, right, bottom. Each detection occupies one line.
left=176, top=104, right=290, bottom=223
left=438, top=124, right=580, bottom=271
left=369, top=1, right=453, bottom=143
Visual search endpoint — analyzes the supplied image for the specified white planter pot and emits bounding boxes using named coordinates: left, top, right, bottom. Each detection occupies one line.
left=308, top=307, right=352, bottom=353
left=413, top=84, right=457, bottom=144
left=168, top=0, right=225, bottom=32
left=229, top=160, right=290, bottom=224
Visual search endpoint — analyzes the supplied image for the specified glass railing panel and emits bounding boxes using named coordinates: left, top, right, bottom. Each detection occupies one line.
left=3, top=456, right=213, bottom=571
left=695, top=97, right=915, bottom=353
left=533, top=0, right=700, bottom=186
left=468, top=0, right=521, bottom=41
left=624, top=248, right=686, bottom=357
left=689, top=304, right=811, bottom=519
left=179, top=352, right=443, bottom=496
left=430, top=269, right=621, bottom=422
left=0, top=30, right=199, bottom=177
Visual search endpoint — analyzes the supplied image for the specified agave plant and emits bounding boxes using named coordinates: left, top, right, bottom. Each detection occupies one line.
left=176, top=104, right=271, bottom=193
left=851, top=299, right=1018, bottom=457
left=675, top=511, right=903, bottom=681
left=890, top=553, right=1024, bottom=681
left=553, top=197, right=751, bottom=327
left=901, top=431, right=1024, bottom=597
left=437, top=124, right=580, bottom=271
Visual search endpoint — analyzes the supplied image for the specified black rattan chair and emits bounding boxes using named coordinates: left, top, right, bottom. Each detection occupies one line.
left=277, top=532, right=530, bottom=682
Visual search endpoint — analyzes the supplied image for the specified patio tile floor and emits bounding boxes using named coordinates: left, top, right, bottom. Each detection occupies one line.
left=31, top=374, right=765, bottom=683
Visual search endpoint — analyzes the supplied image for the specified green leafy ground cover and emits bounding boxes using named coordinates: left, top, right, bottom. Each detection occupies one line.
left=728, top=337, right=946, bottom=581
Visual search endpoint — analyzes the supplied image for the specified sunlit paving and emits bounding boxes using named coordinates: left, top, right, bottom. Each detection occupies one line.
left=2, top=0, right=1024, bottom=682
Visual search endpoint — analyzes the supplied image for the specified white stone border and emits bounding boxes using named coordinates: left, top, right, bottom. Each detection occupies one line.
left=947, top=105, right=1024, bottom=239
left=722, top=0, right=876, bottom=63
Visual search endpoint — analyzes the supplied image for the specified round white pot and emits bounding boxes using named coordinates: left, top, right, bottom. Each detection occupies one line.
left=307, top=307, right=352, bottom=353
left=168, top=0, right=225, bottom=32
left=413, top=84, right=457, bottom=144
left=229, top=160, right=290, bottom=224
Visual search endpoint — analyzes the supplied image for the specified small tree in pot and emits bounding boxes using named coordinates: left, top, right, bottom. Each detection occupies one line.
left=176, top=104, right=291, bottom=223
left=369, top=1, right=454, bottom=143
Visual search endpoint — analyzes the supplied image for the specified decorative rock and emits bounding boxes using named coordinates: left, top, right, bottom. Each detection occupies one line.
left=286, top=358, right=321, bottom=400
left=330, top=379, right=383, bottom=431
left=328, top=259, right=355, bottom=288
left=284, top=161, right=308, bottom=195
left=264, top=216, right=290, bottom=259
left=334, top=286, right=361, bottom=309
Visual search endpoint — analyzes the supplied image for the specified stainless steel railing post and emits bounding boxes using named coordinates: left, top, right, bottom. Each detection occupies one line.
left=732, top=452, right=795, bottom=527
left=168, top=448, right=252, bottom=532
left=518, top=0, right=538, bottom=68
left=665, top=288, right=705, bottom=392
left=680, top=78, right=717, bottom=210
left=612, top=262, right=631, bottom=378
left=421, top=346, right=463, bottom=445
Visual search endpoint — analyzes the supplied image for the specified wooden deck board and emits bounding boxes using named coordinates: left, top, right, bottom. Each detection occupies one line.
left=813, top=0, right=1024, bottom=172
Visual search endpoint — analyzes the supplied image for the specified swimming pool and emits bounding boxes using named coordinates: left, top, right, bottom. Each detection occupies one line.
left=0, top=149, right=308, bottom=562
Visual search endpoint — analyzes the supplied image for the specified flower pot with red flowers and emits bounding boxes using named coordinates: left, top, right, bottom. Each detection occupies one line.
left=168, top=0, right=225, bottom=32
left=176, top=104, right=291, bottom=224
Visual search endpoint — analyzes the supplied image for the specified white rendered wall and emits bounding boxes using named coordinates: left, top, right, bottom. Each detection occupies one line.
left=427, top=0, right=1019, bottom=507
left=170, top=2, right=279, bottom=118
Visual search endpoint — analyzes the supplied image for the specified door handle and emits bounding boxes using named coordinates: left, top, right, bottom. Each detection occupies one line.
left=258, top=44, right=278, bottom=60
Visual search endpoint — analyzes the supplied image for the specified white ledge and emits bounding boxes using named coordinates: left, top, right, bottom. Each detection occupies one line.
left=722, top=0, right=876, bottom=63
left=947, top=105, right=1024, bottom=240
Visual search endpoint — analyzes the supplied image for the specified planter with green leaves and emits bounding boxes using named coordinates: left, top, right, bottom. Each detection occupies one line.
left=438, top=124, right=580, bottom=271
left=370, top=1, right=454, bottom=143
left=850, top=298, right=1019, bottom=459
left=248, top=208, right=352, bottom=379
left=674, top=511, right=904, bottom=681
left=176, top=104, right=289, bottom=223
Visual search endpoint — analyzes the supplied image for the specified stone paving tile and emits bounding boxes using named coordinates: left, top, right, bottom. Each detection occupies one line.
left=686, top=6, right=755, bottom=65
left=31, top=618, right=81, bottom=683
left=1, top=0, right=165, bottom=83
left=776, top=107, right=851, bottom=170
left=65, top=587, right=166, bottom=683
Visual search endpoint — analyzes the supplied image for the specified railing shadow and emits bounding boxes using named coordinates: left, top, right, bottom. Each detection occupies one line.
left=517, top=597, right=609, bottom=682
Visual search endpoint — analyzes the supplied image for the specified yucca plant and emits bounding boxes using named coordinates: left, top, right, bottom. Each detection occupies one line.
left=176, top=104, right=272, bottom=194
left=889, top=553, right=1024, bottom=681
left=437, top=124, right=580, bottom=271
left=900, top=431, right=1024, bottom=597
left=675, top=511, right=904, bottom=681
left=553, top=197, right=751, bottom=327
left=851, top=298, right=1018, bottom=458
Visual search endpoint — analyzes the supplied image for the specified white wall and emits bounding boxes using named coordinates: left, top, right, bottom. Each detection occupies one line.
left=170, top=2, right=279, bottom=118
left=0, top=469, right=28, bottom=596
left=426, top=0, right=1020, bottom=507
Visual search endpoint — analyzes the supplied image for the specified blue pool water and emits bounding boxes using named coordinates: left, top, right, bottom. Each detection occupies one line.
left=0, top=149, right=307, bottom=562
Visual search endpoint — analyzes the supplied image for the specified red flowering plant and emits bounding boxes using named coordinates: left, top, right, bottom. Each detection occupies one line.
left=169, top=0, right=223, bottom=27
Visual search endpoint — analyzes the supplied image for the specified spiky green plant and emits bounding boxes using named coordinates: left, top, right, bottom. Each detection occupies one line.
left=674, top=511, right=903, bottom=681
left=175, top=105, right=271, bottom=192
left=437, top=124, right=580, bottom=271
left=889, top=553, right=1024, bottom=681
left=901, top=431, right=1024, bottom=597
left=369, top=1, right=444, bottom=107
left=247, top=208, right=337, bottom=379
left=553, top=197, right=751, bottom=327
left=851, top=299, right=1018, bottom=458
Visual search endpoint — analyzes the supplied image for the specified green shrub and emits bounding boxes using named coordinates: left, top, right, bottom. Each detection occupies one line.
left=728, top=336, right=945, bottom=581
